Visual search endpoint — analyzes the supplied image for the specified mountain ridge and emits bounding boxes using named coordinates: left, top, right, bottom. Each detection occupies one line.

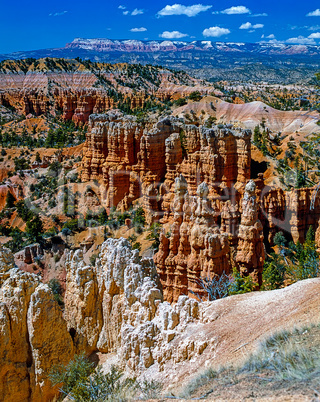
left=1, top=38, right=320, bottom=84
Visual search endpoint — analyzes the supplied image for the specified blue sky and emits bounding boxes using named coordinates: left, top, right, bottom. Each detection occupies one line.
left=2, top=1, right=320, bottom=53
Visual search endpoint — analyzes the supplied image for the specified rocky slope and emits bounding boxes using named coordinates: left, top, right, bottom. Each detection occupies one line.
left=174, top=96, right=320, bottom=135
left=1, top=239, right=320, bottom=401
left=0, top=59, right=209, bottom=124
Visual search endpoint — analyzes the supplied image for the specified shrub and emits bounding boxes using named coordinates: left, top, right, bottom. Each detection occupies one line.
left=174, top=98, right=187, bottom=107
left=240, top=326, right=320, bottom=381
left=62, top=219, right=82, bottom=233
left=132, top=206, right=145, bottom=228
left=189, top=91, right=202, bottom=102
left=48, top=278, right=64, bottom=307
left=89, top=254, right=98, bottom=266
left=5, top=228, right=25, bottom=253
left=50, top=358, right=162, bottom=401
left=48, top=161, right=62, bottom=177
left=228, top=268, right=258, bottom=295
left=49, top=354, right=94, bottom=398
left=191, top=273, right=231, bottom=301
left=16, top=200, right=34, bottom=222
left=146, top=223, right=161, bottom=251
left=132, top=242, right=141, bottom=251
left=5, top=191, right=15, bottom=209
left=262, top=253, right=286, bottom=290
left=26, top=215, right=44, bottom=241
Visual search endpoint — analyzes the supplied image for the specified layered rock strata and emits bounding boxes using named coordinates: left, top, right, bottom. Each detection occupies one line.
left=155, top=176, right=232, bottom=302
left=82, top=112, right=251, bottom=221
left=260, top=186, right=320, bottom=245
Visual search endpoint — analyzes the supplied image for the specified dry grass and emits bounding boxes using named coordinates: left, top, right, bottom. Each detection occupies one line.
left=181, top=323, right=320, bottom=400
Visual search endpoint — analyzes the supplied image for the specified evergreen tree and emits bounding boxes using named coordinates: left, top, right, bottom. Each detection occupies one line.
left=5, top=192, right=16, bottom=209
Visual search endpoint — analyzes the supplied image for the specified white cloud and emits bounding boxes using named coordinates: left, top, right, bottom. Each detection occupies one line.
left=239, top=22, right=264, bottom=30
left=307, top=9, right=320, bottom=17
left=118, top=5, right=126, bottom=10
left=160, top=30, right=188, bottom=38
left=131, top=8, right=144, bottom=16
left=130, top=27, right=147, bottom=32
left=266, top=34, right=275, bottom=39
left=157, top=4, right=212, bottom=17
left=309, top=32, right=320, bottom=39
left=251, top=13, right=268, bottom=17
left=49, top=11, right=67, bottom=17
left=203, top=26, right=230, bottom=37
left=286, top=36, right=315, bottom=45
left=239, top=22, right=251, bottom=29
left=260, top=39, right=283, bottom=44
left=308, top=25, right=320, bottom=30
left=123, top=8, right=144, bottom=16
left=220, top=6, right=251, bottom=15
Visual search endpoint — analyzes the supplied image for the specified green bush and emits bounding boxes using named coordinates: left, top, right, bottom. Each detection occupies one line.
left=262, top=254, right=286, bottom=290
left=62, top=219, right=82, bottom=233
left=189, top=91, right=202, bottom=102
left=229, top=268, right=257, bottom=295
left=26, top=215, right=44, bottom=242
left=132, top=206, right=145, bottom=228
left=48, top=278, right=64, bottom=307
left=49, top=354, right=94, bottom=398
left=5, top=191, right=15, bottom=209
left=50, top=356, right=162, bottom=401
left=146, top=223, right=161, bottom=251
left=174, top=98, right=187, bottom=107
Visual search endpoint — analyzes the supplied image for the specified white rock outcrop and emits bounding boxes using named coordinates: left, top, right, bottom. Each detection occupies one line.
left=0, top=246, right=74, bottom=402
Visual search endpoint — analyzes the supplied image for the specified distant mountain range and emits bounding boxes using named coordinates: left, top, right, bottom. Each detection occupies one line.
left=2, top=38, right=320, bottom=84
left=64, top=38, right=320, bottom=56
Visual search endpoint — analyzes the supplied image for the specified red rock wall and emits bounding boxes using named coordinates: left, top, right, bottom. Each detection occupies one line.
left=81, top=112, right=251, bottom=217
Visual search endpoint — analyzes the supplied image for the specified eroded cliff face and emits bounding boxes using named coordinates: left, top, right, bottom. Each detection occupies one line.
left=0, top=61, right=207, bottom=125
left=260, top=186, right=320, bottom=245
left=155, top=176, right=232, bottom=302
left=63, top=237, right=200, bottom=373
left=82, top=112, right=251, bottom=221
left=0, top=246, right=74, bottom=402
left=235, top=180, right=265, bottom=286
left=3, top=236, right=320, bottom=400
left=0, top=238, right=202, bottom=400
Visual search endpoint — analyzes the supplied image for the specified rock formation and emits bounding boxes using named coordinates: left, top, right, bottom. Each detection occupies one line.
left=236, top=180, right=265, bottom=285
left=64, top=237, right=200, bottom=373
left=0, top=61, right=207, bottom=125
left=0, top=246, right=74, bottom=402
left=82, top=112, right=251, bottom=222
left=155, top=176, right=232, bottom=302
left=260, top=186, right=320, bottom=245
left=2, top=236, right=320, bottom=400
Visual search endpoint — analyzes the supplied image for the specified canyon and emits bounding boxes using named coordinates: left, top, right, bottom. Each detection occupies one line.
left=80, top=108, right=320, bottom=300
left=1, top=56, right=320, bottom=400
left=0, top=59, right=214, bottom=125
